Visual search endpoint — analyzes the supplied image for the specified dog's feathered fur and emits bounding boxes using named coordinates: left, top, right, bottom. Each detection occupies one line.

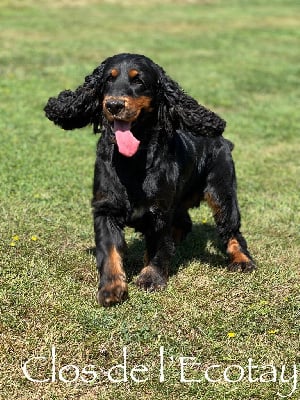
left=45, top=53, right=255, bottom=306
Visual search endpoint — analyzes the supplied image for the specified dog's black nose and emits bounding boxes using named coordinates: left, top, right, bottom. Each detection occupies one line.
left=105, top=99, right=125, bottom=115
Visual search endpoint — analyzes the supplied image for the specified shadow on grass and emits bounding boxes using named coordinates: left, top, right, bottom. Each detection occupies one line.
left=86, top=223, right=226, bottom=282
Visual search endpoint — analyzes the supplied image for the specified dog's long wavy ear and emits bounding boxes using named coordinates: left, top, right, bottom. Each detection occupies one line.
left=155, top=64, right=226, bottom=137
left=44, top=59, right=109, bottom=132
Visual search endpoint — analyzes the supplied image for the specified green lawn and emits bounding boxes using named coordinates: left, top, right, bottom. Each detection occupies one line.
left=0, top=0, right=299, bottom=399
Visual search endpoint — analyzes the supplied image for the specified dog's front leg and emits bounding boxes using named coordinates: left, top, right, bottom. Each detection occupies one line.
left=136, top=209, right=175, bottom=291
left=94, top=214, right=128, bottom=307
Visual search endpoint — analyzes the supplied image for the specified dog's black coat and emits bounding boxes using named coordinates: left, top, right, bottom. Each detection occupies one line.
left=45, top=53, right=255, bottom=306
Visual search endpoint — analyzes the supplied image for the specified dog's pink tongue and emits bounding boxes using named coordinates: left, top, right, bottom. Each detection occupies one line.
left=114, top=121, right=140, bottom=157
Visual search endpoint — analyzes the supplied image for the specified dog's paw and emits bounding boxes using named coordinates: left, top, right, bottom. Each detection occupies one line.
left=97, top=278, right=128, bottom=307
left=136, top=265, right=167, bottom=292
left=228, top=260, right=257, bottom=273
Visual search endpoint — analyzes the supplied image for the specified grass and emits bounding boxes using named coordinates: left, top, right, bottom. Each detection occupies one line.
left=0, top=0, right=299, bottom=399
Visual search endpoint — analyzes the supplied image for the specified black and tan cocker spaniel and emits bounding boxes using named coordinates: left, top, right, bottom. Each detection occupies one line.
left=44, top=53, right=256, bottom=307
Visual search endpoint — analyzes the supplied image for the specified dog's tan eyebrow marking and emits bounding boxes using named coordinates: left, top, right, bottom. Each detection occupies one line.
left=110, top=68, right=119, bottom=77
left=128, top=69, right=139, bottom=79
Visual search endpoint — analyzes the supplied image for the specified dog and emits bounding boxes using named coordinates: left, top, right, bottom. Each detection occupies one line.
left=44, top=53, right=256, bottom=307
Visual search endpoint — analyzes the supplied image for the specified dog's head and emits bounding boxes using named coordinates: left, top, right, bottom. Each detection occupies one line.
left=45, top=53, right=226, bottom=157
left=100, top=54, right=159, bottom=156
left=101, top=54, right=157, bottom=122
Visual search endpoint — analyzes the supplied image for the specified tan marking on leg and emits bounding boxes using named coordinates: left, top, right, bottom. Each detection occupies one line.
left=106, top=246, right=125, bottom=278
left=97, top=246, right=128, bottom=307
left=227, top=238, right=250, bottom=264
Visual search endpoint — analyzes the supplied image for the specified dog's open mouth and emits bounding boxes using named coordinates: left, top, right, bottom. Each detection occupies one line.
left=113, top=120, right=140, bottom=157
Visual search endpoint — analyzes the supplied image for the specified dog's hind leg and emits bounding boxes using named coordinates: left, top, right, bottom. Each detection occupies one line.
left=204, top=145, right=256, bottom=272
left=205, top=191, right=256, bottom=272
